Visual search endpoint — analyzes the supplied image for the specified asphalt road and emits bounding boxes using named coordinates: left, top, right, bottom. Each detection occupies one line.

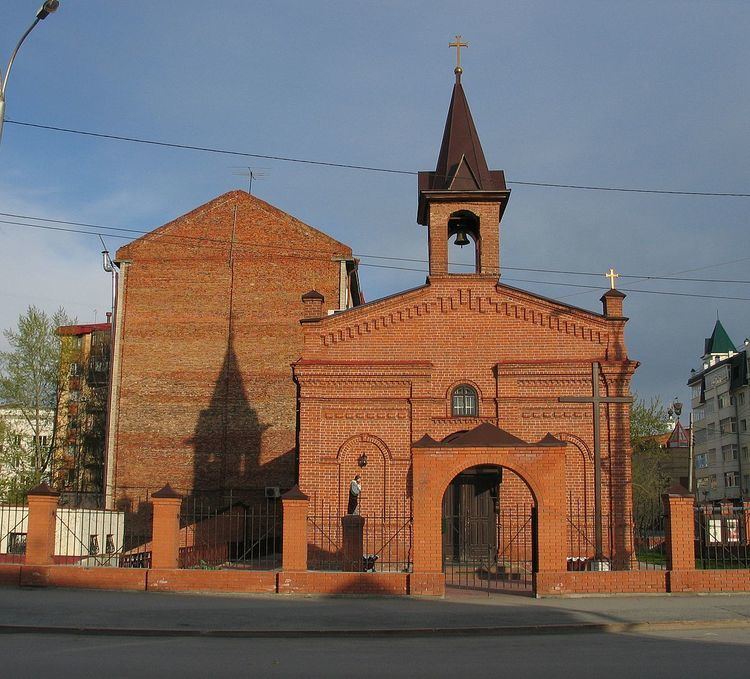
left=4, top=627, right=750, bottom=679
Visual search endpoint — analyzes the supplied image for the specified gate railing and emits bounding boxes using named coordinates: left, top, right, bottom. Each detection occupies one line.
left=566, top=497, right=666, bottom=571
left=0, top=505, right=28, bottom=564
left=694, top=505, right=750, bottom=569
left=54, top=492, right=152, bottom=568
left=307, top=497, right=412, bottom=572
left=443, top=504, right=534, bottom=592
left=178, top=495, right=281, bottom=570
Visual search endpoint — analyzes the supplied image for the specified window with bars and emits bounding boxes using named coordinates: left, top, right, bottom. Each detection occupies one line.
left=451, top=385, right=478, bottom=417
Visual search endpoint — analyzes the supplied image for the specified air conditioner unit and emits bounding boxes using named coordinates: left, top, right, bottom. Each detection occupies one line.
left=265, top=486, right=281, bottom=499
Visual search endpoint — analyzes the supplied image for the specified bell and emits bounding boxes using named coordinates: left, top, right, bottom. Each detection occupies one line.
left=454, top=227, right=470, bottom=247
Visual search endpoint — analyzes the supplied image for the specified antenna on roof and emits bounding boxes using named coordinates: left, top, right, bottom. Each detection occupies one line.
left=230, top=167, right=269, bottom=195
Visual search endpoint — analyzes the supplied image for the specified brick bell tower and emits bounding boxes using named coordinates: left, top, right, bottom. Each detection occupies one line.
left=417, top=57, right=510, bottom=279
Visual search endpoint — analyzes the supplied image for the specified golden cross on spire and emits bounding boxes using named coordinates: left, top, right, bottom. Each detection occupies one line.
left=449, top=35, right=468, bottom=71
left=605, top=267, right=620, bottom=290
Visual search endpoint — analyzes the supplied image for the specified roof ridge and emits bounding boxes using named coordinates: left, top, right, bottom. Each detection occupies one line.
left=116, top=190, right=352, bottom=260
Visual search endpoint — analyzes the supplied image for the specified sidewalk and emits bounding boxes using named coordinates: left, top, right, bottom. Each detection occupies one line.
left=2, top=587, right=750, bottom=637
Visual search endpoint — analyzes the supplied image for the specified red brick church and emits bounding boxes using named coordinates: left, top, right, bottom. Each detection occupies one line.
left=105, top=60, right=637, bottom=577
left=294, top=66, right=638, bottom=574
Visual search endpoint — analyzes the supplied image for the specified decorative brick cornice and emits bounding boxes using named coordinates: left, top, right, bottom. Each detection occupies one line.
left=516, top=378, right=591, bottom=387
left=323, top=410, right=409, bottom=421
left=311, top=285, right=610, bottom=348
left=522, top=410, right=587, bottom=421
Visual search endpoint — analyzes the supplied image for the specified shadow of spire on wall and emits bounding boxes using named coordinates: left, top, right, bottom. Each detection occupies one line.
left=187, top=341, right=293, bottom=506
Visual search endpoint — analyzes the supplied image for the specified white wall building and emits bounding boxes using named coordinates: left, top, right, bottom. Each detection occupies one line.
left=689, top=321, right=750, bottom=503
left=0, top=405, right=54, bottom=492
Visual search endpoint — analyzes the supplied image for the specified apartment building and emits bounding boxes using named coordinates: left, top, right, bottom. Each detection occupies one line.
left=689, top=320, right=750, bottom=503
left=52, top=320, right=112, bottom=506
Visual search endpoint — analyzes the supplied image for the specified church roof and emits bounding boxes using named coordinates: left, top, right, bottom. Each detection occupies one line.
left=115, top=190, right=352, bottom=262
left=413, top=422, right=565, bottom=448
left=704, top=319, right=735, bottom=356
left=417, top=75, right=507, bottom=224
left=434, top=79, right=496, bottom=191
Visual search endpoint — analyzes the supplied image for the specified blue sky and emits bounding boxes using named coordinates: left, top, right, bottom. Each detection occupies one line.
left=1, top=0, right=749, bottom=408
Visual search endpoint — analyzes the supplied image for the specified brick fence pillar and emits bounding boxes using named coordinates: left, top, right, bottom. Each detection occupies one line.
left=25, top=482, right=60, bottom=565
left=150, top=484, right=182, bottom=569
left=341, top=515, right=365, bottom=571
left=662, top=486, right=695, bottom=571
left=282, top=485, right=309, bottom=571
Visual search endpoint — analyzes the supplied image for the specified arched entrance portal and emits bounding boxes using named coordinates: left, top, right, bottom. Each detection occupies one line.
left=411, top=423, right=569, bottom=597
left=442, top=464, right=536, bottom=593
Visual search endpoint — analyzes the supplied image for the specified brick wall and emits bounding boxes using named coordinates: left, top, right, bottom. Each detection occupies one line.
left=295, top=272, right=636, bottom=563
left=536, top=570, right=667, bottom=596
left=107, top=191, right=352, bottom=501
left=8, top=490, right=750, bottom=597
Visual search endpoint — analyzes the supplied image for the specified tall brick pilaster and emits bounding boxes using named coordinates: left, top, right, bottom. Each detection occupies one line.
left=26, top=483, right=60, bottom=565
left=282, top=485, right=309, bottom=571
left=662, top=488, right=695, bottom=571
left=151, top=484, right=182, bottom=569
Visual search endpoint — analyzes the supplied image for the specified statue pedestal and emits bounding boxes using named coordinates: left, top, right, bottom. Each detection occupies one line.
left=341, top=515, right=365, bottom=572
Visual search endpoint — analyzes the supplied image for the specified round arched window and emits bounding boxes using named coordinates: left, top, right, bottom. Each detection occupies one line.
left=451, top=385, right=478, bottom=417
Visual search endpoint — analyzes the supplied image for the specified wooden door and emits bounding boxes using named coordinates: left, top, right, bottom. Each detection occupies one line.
left=442, top=469, right=500, bottom=562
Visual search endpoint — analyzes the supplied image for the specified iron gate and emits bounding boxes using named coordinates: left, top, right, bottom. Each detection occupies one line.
left=443, top=502, right=536, bottom=594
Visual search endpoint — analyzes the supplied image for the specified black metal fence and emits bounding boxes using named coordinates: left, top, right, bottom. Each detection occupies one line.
left=695, top=505, right=750, bottom=569
left=0, top=505, right=28, bottom=564
left=566, top=497, right=666, bottom=571
left=632, top=509, right=667, bottom=571
left=55, top=492, right=152, bottom=568
left=307, top=497, right=413, bottom=572
left=178, top=494, right=282, bottom=570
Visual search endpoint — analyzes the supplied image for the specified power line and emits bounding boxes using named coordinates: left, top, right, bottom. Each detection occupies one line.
left=5, top=120, right=414, bottom=176
left=558, top=254, right=750, bottom=301
left=3, top=211, right=750, bottom=285
left=3, top=218, right=749, bottom=302
left=7, top=119, right=750, bottom=198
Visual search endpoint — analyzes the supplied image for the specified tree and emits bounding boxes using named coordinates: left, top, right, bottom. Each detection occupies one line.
left=0, top=414, right=39, bottom=503
left=0, top=306, right=74, bottom=501
left=630, top=395, right=671, bottom=527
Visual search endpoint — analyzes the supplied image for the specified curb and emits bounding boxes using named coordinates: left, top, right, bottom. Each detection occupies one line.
left=1, top=618, right=749, bottom=639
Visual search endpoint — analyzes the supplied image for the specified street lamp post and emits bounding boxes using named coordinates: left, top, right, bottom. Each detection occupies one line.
left=0, top=1, right=60, bottom=145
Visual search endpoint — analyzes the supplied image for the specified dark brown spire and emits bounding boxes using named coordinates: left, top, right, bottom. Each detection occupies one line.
left=417, top=75, right=507, bottom=225
left=433, top=78, right=495, bottom=191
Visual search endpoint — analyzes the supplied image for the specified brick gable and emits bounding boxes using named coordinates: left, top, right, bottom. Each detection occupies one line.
left=106, top=191, right=354, bottom=502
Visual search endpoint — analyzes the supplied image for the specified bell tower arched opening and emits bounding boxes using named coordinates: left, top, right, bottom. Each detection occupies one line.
left=447, top=210, right=480, bottom=273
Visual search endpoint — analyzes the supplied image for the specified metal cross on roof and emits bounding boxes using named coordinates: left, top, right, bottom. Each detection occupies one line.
left=605, top=267, right=620, bottom=290
left=449, top=35, right=468, bottom=69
